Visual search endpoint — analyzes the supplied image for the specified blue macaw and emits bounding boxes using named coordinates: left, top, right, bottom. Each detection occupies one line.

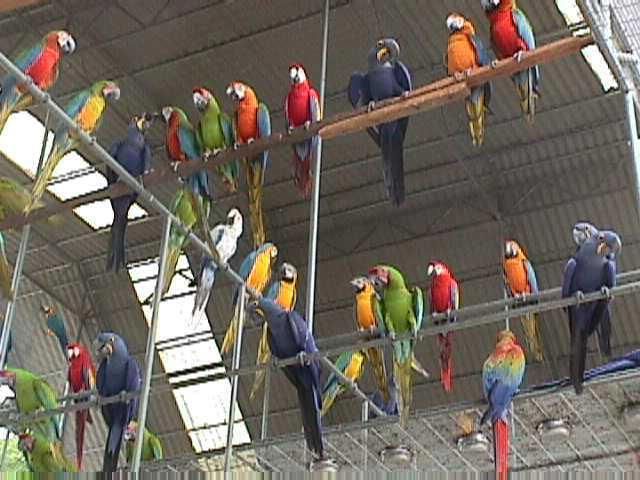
left=573, top=222, right=599, bottom=250
left=43, top=306, right=68, bottom=358
left=562, top=229, right=621, bottom=394
left=105, top=114, right=154, bottom=273
left=348, top=38, right=412, bottom=206
left=94, top=332, right=142, bottom=473
left=368, top=376, right=399, bottom=419
left=250, top=298, right=324, bottom=458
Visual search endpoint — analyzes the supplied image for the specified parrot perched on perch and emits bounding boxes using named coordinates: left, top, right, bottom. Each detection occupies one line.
left=348, top=38, right=412, bottom=206
left=192, top=87, right=239, bottom=193
left=368, top=265, right=423, bottom=427
left=24, top=80, right=120, bottom=216
left=321, top=350, right=366, bottom=416
left=368, top=376, right=399, bottom=419
left=191, top=208, right=243, bottom=320
left=285, top=64, right=321, bottom=198
left=481, top=0, right=540, bottom=123
left=226, top=81, right=271, bottom=248
left=250, top=262, right=298, bottom=400
left=221, top=243, right=278, bottom=355
left=427, top=261, right=459, bottom=393
left=0, top=367, right=61, bottom=442
left=42, top=305, right=68, bottom=359
left=0, top=232, right=11, bottom=299
left=18, top=433, right=77, bottom=473
left=95, top=332, right=142, bottom=473
left=0, top=30, right=76, bottom=134
left=481, top=329, right=525, bottom=480
left=562, top=230, right=621, bottom=394
left=446, top=13, right=493, bottom=146
left=250, top=298, right=324, bottom=458
left=503, top=240, right=544, bottom=362
left=66, top=342, right=96, bottom=470
left=105, top=114, right=153, bottom=273
left=124, top=422, right=164, bottom=464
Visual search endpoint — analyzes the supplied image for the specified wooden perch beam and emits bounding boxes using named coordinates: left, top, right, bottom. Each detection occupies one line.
left=0, top=34, right=593, bottom=231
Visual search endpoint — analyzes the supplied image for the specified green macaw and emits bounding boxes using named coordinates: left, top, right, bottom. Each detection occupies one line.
left=0, top=176, right=45, bottom=221
left=0, top=232, right=11, bottom=299
left=192, top=87, right=239, bottom=193
left=0, top=368, right=61, bottom=441
left=18, top=432, right=77, bottom=472
left=368, top=265, right=423, bottom=427
left=124, top=422, right=163, bottom=464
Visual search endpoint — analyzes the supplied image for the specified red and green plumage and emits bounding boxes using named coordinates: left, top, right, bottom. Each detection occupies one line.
left=482, top=330, right=525, bottom=480
left=67, top=343, right=96, bottom=470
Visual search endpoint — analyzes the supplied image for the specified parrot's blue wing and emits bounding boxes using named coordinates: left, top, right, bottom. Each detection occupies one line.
left=561, top=258, right=577, bottom=298
left=482, top=365, right=498, bottom=400
left=220, top=112, right=235, bottom=147
left=142, top=143, right=152, bottom=174
left=393, top=61, right=413, bottom=93
left=178, top=123, right=200, bottom=160
left=524, top=259, right=539, bottom=294
left=13, top=40, right=45, bottom=73
left=64, top=89, right=91, bottom=122
left=266, top=281, right=279, bottom=301
left=513, top=9, right=536, bottom=51
left=233, top=251, right=257, bottom=305
left=348, top=72, right=371, bottom=108
left=125, top=357, right=142, bottom=421
left=471, top=35, right=493, bottom=67
left=257, top=102, right=271, bottom=169
left=451, top=283, right=460, bottom=311
left=310, top=92, right=321, bottom=122
left=106, top=141, right=123, bottom=185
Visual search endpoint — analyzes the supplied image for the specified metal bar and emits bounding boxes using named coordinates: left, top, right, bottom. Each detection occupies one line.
left=131, top=216, right=171, bottom=474
left=421, top=417, right=478, bottom=472
left=260, top=363, right=271, bottom=440
left=304, top=0, right=330, bottom=334
left=624, top=90, right=640, bottom=221
left=361, top=401, right=368, bottom=471
left=224, top=286, right=247, bottom=472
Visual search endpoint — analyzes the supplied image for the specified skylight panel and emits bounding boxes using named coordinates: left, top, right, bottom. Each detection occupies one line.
left=0, top=111, right=53, bottom=175
left=71, top=199, right=148, bottom=231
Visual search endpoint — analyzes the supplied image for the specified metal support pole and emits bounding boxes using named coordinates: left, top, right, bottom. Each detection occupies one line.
left=625, top=91, right=640, bottom=220
left=224, top=287, right=247, bottom=472
left=304, top=0, right=330, bottom=334
left=361, top=401, right=368, bottom=471
left=260, top=363, right=271, bottom=440
left=131, top=216, right=171, bottom=473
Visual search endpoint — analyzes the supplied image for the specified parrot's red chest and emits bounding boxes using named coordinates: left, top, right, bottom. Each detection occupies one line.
left=68, top=356, right=95, bottom=392
left=166, top=116, right=186, bottom=162
left=430, top=277, right=455, bottom=312
left=26, top=44, right=61, bottom=90
left=287, top=85, right=312, bottom=127
left=488, top=9, right=528, bottom=58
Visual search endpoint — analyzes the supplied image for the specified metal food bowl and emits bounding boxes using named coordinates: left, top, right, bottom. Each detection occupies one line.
left=309, top=457, right=339, bottom=472
left=456, top=431, right=490, bottom=454
left=380, top=445, right=413, bottom=468
left=536, top=419, right=571, bottom=441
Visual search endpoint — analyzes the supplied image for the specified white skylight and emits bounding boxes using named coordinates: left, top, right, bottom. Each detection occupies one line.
left=556, top=0, right=619, bottom=91
left=128, top=254, right=251, bottom=454
left=0, top=111, right=149, bottom=230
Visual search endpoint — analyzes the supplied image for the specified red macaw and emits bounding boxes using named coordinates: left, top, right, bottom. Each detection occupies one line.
left=66, top=343, right=96, bottom=470
left=427, top=261, right=459, bottom=393
left=284, top=64, right=321, bottom=198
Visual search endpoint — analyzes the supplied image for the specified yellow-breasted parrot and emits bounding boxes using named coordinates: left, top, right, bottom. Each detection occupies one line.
left=192, top=87, right=239, bottom=193
left=0, top=232, right=11, bottom=299
left=226, top=81, right=271, bottom=248
left=250, top=262, right=297, bottom=400
left=24, top=80, right=120, bottom=215
left=321, top=350, right=366, bottom=416
left=18, top=432, right=77, bottom=473
left=0, top=30, right=76, bottom=134
left=124, top=421, right=163, bottom=464
left=221, top=242, right=278, bottom=355
left=368, top=265, right=423, bottom=427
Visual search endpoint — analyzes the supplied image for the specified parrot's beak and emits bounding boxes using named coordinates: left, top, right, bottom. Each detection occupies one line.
left=60, top=35, right=76, bottom=55
left=135, top=112, right=155, bottom=132
left=281, top=263, right=296, bottom=282
left=161, top=107, right=173, bottom=123
left=376, top=46, right=390, bottom=62
left=427, top=264, right=435, bottom=276
left=104, top=84, right=121, bottom=101
left=227, top=215, right=236, bottom=225
left=0, top=370, right=14, bottom=387
left=481, top=0, right=500, bottom=11
left=349, top=278, right=363, bottom=292
left=193, top=92, right=208, bottom=112
left=368, top=267, right=389, bottom=288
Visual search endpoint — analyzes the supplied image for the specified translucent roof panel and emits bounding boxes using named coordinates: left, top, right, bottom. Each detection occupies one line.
left=0, top=111, right=53, bottom=176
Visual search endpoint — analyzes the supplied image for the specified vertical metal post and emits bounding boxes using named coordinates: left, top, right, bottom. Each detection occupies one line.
left=260, top=363, right=271, bottom=440
left=0, top=110, right=50, bottom=368
left=361, top=401, right=369, bottom=471
left=625, top=92, right=640, bottom=219
left=224, top=287, right=247, bottom=472
left=131, top=216, right=171, bottom=473
left=498, top=223, right=510, bottom=331
left=304, top=0, right=330, bottom=334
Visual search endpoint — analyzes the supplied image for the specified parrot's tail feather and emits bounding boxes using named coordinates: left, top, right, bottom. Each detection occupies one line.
left=321, top=384, right=340, bottom=417
left=493, top=418, right=510, bottom=480
left=161, top=246, right=181, bottom=298
left=0, top=104, right=13, bottom=136
left=438, top=332, right=454, bottom=393
left=515, top=70, right=536, bottom=124
left=381, top=131, right=405, bottom=207
left=410, top=354, right=430, bottom=379
left=246, top=159, right=267, bottom=248
left=250, top=323, right=272, bottom=400
left=191, top=268, right=215, bottom=323
left=24, top=144, right=66, bottom=216
left=366, top=346, right=389, bottom=403
left=394, top=357, right=412, bottom=428
left=0, top=253, right=12, bottom=299
left=570, top=322, right=588, bottom=395
left=75, top=409, right=88, bottom=470
left=292, top=150, right=312, bottom=199
left=293, top=371, right=324, bottom=458
left=466, top=90, right=487, bottom=147
left=221, top=307, right=244, bottom=355
left=106, top=209, right=129, bottom=273
left=521, top=313, right=544, bottom=362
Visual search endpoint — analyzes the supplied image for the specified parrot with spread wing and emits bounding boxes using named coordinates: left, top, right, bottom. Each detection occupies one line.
left=0, top=30, right=76, bottom=134
left=94, top=332, right=142, bottom=473
left=191, top=208, right=243, bottom=320
left=0, top=368, right=61, bottom=442
left=105, top=114, right=154, bottom=273
left=446, top=13, right=493, bottom=146
left=124, top=421, right=163, bottom=464
left=503, top=240, right=544, bottom=362
left=321, top=350, right=366, bottom=416
left=227, top=82, right=271, bottom=248
left=562, top=230, right=621, bottom=394
left=42, top=305, right=68, bottom=359
left=348, top=38, right=412, bottom=206
left=24, top=80, right=120, bottom=216
left=427, top=261, right=459, bottom=393
left=368, top=265, right=423, bottom=427
left=285, top=64, right=321, bottom=198
left=18, top=433, right=77, bottom=473
left=221, top=243, right=278, bottom=355
left=481, top=0, right=540, bottom=123
left=66, top=343, right=96, bottom=470
left=192, top=87, right=239, bottom=193
left=250, top=262, right=297, bottom=400
left=0, top=232, right=11, bottom=299
left=481, top=329, right=525, bottom=480
left=250, top=298, right=324, bottom=458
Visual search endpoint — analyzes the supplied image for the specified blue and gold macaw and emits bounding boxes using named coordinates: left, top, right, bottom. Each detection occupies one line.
left=321, top=350, right=366, bottom=416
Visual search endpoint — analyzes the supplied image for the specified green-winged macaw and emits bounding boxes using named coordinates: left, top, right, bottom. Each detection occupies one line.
left=18, top=433, right=77, bottom=473
left=24, top=80, right=120, bottom=215
left=124, top=421, right=164, bottom=464
left=0, top=30, right=76, bottom=134
left=368, top=265, right=423, bottom=427
left=42, top=306, right=68, bottom=359
left=0, top=232, right=11, bottom=299
left=0, top=176, right=47, bottom=221
left=192, top=87, right=239, bottom=193
left=221, top=242, right=278, bottom=355
left=321, top=350, right=366, bottom=416
left=226, top=81, right=271, bottom=248
left=250, top=262, right=297, bottom=400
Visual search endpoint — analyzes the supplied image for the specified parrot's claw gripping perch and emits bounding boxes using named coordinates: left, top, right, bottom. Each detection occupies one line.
left=601, top=286, right=613, bottom=300
left=170, top=161, right=180, bottom=173
left=513, top=50, right=524, bottom=63
left=233, top=142, right=239, bottom=150
left=247, top=138, right=255, bottom=144
left=303, top=120, right=312, bottom=130
left=287, top=125, right=295, bottom=134
left=296, top=351, right=308, bottom=366
left=490, top=59, right=499, bottom=69
left=367, top=101, right=376, bottom=112
left=575, top=290, right=585, bottom=303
